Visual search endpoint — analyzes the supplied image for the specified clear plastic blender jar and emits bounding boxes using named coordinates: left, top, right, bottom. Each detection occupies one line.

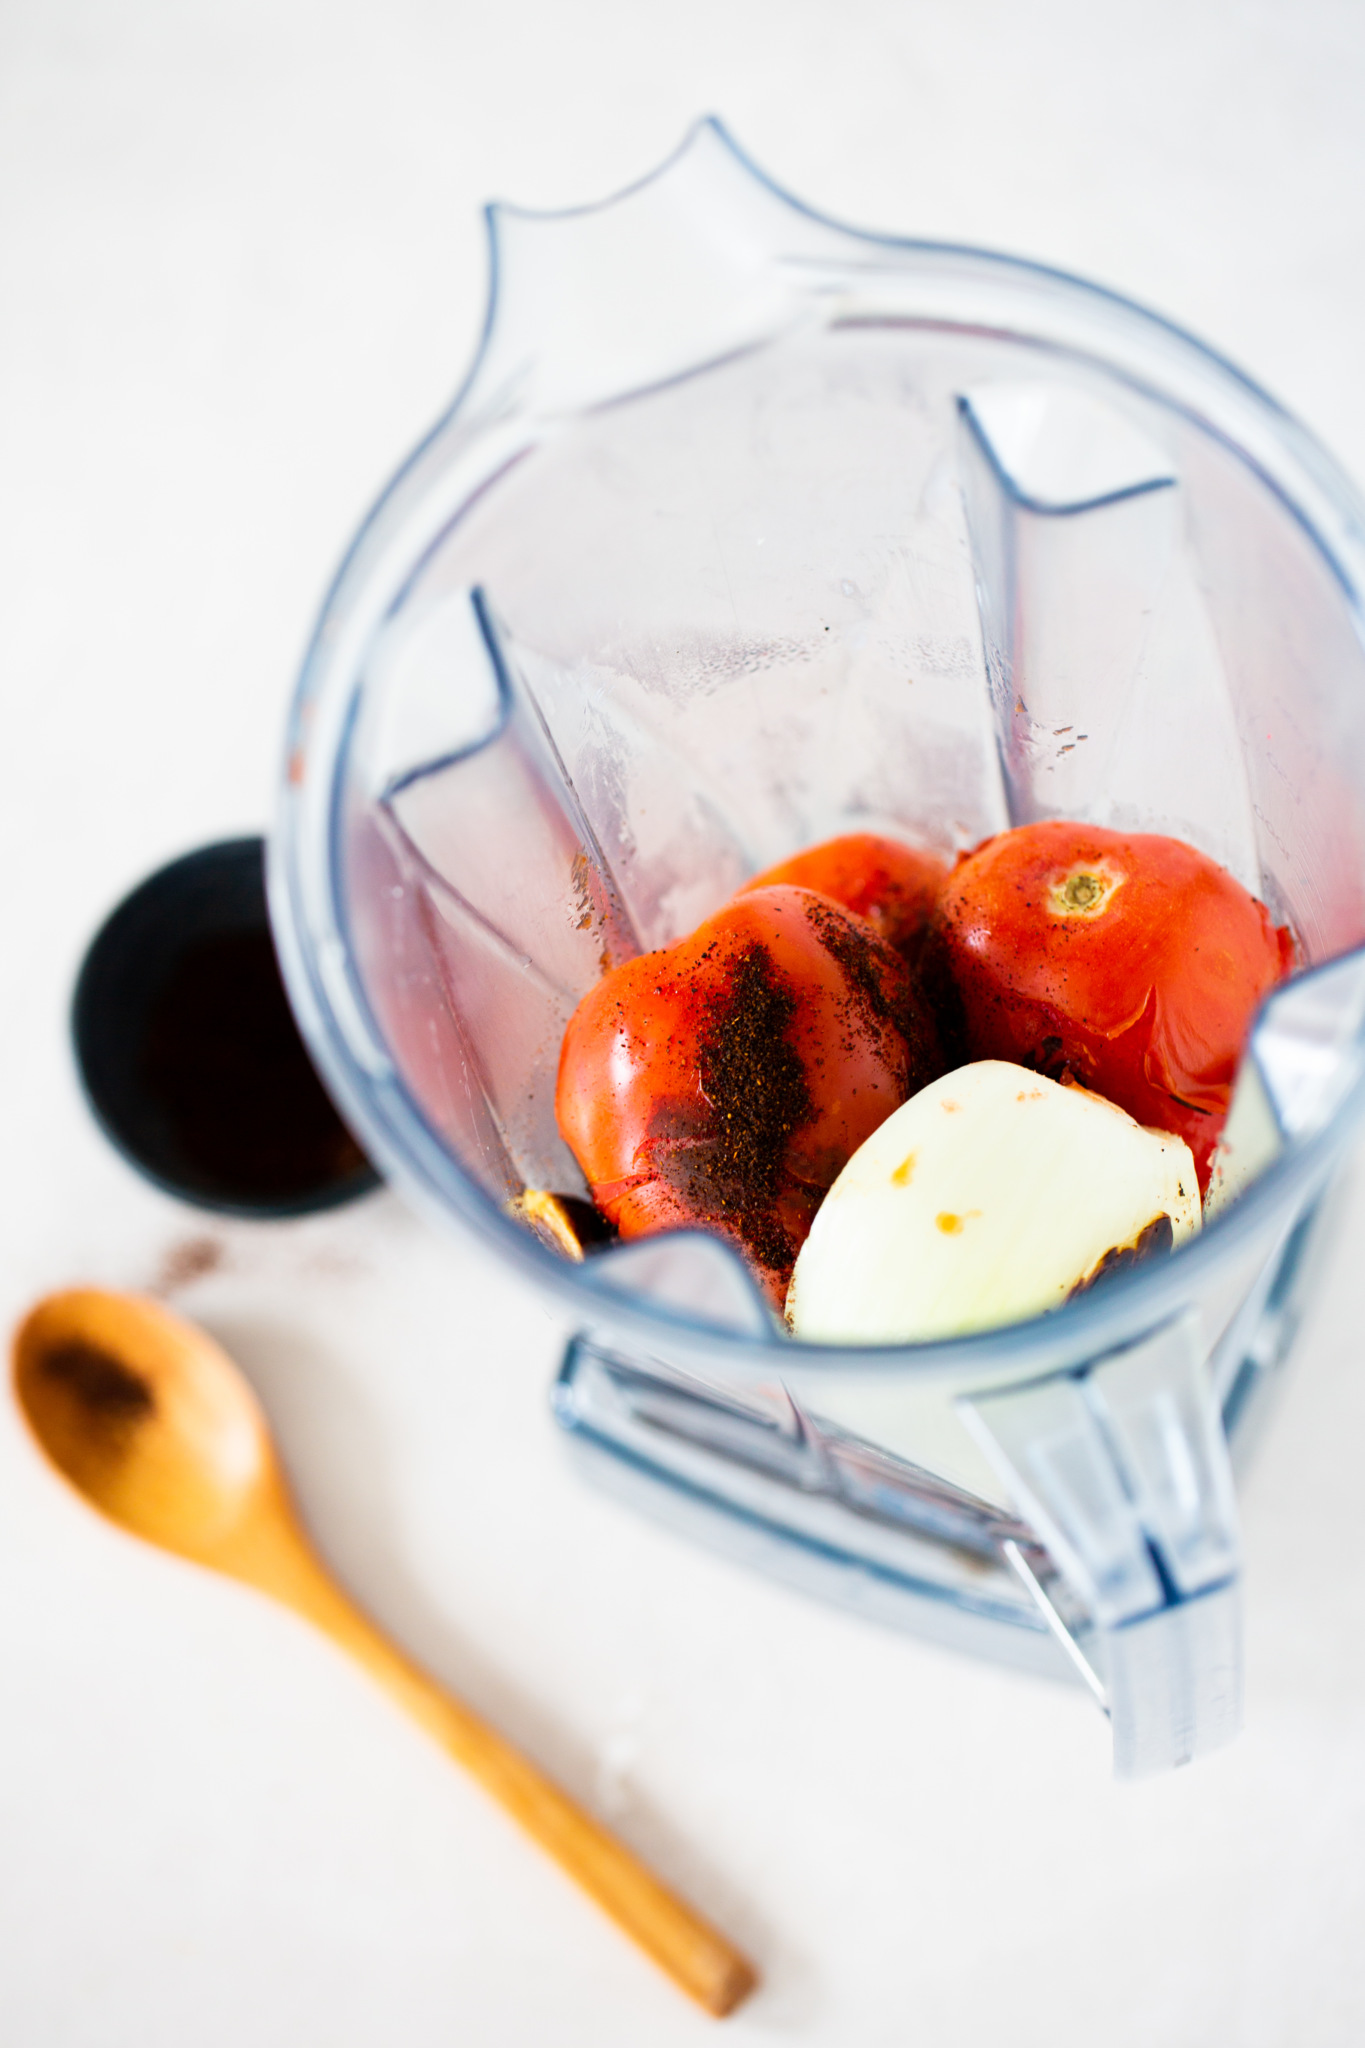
left=271, top=120, right=1365, bottom=1775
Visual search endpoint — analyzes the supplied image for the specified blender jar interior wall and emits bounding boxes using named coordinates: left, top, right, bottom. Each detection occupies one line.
left=341, top=320, right=1365, bottom=1218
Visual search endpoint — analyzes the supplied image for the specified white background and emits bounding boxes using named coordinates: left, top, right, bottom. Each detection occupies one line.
left=4, top=2, right=1365, bottom=2041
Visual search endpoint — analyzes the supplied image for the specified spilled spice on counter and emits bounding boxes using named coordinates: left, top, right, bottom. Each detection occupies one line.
left=150, top=1235, right=227, bottom=1296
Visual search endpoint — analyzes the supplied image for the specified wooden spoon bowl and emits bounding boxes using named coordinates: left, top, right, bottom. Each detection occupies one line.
left=14, top=1290, right=270, bottom=1556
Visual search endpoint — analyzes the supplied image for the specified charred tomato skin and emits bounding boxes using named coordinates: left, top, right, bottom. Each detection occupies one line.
left=555, top=885, right=944, bottom=1305
left=738, top=832, right=949, bottom=962
left=931, top=821, right=1294, bottom=1189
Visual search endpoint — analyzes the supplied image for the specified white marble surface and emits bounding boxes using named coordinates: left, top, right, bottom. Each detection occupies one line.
left=4, top=2, right=1365, bottom=2040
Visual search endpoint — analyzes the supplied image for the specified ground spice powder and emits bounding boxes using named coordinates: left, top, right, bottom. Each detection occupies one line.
left=693, top=941, right=812, bottom=1275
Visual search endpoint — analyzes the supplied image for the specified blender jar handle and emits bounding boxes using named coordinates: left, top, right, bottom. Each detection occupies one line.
left=959, top=1309, right=1242, bottom=1776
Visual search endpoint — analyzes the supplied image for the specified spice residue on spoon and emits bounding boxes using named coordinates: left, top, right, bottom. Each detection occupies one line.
left=36, top=1338, right=155, bottom=1427
left=17, top=1330, right=159, bottom=1499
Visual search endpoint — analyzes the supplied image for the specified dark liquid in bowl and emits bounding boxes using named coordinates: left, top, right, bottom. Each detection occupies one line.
left=74, top=837, right=378, bottom=1216
left=138, top=928, right=368, bottom=1201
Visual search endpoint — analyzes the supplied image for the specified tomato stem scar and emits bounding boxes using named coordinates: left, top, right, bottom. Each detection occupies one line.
left=1047, top=864, right=1126, bottom=919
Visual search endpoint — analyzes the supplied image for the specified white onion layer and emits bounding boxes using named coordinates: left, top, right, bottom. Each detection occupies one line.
left=787, top=1060, right=1200, bottom=1344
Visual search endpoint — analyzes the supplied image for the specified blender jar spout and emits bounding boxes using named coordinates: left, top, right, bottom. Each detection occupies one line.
left=464, top=117, right=854, bottom=423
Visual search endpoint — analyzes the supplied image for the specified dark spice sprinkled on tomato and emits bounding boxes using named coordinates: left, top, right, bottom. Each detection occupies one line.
left=556, top=886, right=943, bottom=1304
left=653, top=941, right=812, bottom=1278
left=804, top=897, right=894, bottom=1025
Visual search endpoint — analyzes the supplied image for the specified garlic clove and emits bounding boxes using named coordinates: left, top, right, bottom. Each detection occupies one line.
left=786, top=1061, right=1200, bottom=1345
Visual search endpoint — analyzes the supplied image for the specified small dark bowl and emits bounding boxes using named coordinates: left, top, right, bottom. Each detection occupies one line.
left=72, top=838, right=380, bottom=1217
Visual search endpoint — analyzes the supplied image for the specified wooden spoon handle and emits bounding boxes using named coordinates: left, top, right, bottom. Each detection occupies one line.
left=229, top=1507, right=756, bottom=2018
left=401, top=1670, right=755, bottom=2018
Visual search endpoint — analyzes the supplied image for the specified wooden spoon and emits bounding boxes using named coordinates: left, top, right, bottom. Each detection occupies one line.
left=11, top=1288, right=756, bottom=2018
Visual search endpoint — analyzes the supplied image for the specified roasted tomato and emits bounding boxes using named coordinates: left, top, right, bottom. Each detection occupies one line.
left=556, top=885, right=944, bottom=1306
left=932, top=821, right=1294, bottom=1189
left=737, top=832, right=949, bottom=961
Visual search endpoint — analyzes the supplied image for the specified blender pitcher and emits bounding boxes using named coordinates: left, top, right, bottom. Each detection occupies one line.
left=270, top=120, right=1365, bottom=1777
